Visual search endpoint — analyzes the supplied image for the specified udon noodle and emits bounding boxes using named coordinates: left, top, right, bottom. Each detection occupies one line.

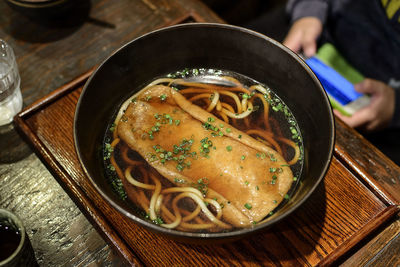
left=104, top=69, right=303, bottom=232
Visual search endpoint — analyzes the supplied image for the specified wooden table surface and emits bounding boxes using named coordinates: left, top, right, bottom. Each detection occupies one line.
left=0, top=0, right=399, bottom=266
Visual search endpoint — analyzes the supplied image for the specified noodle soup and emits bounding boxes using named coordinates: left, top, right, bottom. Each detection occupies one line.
left=103, top=69, right=303, bottom=233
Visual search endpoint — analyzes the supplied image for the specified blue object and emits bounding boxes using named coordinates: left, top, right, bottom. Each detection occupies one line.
left=306, top=57, right=362, bottom=105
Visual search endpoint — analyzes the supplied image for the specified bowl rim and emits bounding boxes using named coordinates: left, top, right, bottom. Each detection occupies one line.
left=6, top=0, right=67, bottom=8
left=74, top=22, right=335, bottom=240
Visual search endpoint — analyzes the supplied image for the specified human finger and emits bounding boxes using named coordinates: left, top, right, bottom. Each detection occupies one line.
left=333, top=108, right=371, bottom=129
left=283, top=30, right=303, bottom=53
left=302, top=36, right=318, bottom=58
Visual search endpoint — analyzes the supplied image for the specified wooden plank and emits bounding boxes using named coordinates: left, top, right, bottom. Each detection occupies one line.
left=341, top=218, right=400, bottom=266
left=0, top=0, right=222, bottom=265
left=0, top=0, right=223, bottom=107
left=15, top=75, right=399, bottom=266
left=14, top=75, right=142, bottom=266
left=6, top=0, right=400, bottom=264
left=335, top=119, right=400, bottom=204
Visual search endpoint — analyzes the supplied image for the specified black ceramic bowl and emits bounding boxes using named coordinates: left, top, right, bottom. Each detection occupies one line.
left=74, top=23, right=335, bottom=243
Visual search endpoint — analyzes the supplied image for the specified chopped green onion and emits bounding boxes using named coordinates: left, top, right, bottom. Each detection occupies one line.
left=244, top=203, right=252, bottom=210
left=271, top=175, right=277, bottom=185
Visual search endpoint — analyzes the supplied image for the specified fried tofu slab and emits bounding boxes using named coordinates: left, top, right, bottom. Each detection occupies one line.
left=117, top=85, right=293, bottom=227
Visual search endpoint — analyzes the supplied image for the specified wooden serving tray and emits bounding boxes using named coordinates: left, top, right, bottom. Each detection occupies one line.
left=15, top=70, right=399, bottom=266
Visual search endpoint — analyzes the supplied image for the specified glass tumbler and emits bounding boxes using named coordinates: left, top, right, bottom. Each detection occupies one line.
left=0, top=39, right=22, bottom=126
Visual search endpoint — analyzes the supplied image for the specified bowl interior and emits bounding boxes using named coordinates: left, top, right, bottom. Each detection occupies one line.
left=74, top=23, right=334, bottom=241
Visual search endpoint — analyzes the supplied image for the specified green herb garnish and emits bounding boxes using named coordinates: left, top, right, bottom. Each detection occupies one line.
left=159, top=94, right=167, bottom=101
left=200, top=137, right=213, bottom=157
left=271, top=175, right=278, bottom=185
left=244, top=203, right=252, bottom=210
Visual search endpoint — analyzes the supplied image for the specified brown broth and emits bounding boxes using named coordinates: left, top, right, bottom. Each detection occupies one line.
left=102, top=69, right=304, bottom=231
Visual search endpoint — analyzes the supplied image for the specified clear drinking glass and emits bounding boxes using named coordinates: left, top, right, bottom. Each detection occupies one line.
left=0, top=39, right=22, bottom=126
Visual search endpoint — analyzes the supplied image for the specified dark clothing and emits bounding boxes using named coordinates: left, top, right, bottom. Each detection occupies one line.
left=243, top=1, right=400, bottom=164
left=287, top=0, right=400, bottom=128
left=285, top=0, right=400, bottom=165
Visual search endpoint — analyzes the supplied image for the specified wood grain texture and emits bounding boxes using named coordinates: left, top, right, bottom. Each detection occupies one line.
left=0, top=0, right=221, bottom=265
left=15, top=71, right=141, bottom=266
left=341, top=218, right=400, bottom=266
left=0, top=142, right=124, bottom=266
left=0, top=0, right=223, bottom=107
left=15, top=75, right=399, bottom=266
left=335, top=119, right=400, bottom=204
left=3, top=0, right=400, bottom=265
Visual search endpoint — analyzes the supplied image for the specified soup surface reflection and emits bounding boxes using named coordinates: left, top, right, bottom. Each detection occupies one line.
left=103, top=69, right=303, bottom=232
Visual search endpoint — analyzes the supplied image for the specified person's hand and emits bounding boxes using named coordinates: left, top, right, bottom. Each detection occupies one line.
left=334, top=79, right=395, bottom=132
left=283, top=17, right=323, bottom=58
